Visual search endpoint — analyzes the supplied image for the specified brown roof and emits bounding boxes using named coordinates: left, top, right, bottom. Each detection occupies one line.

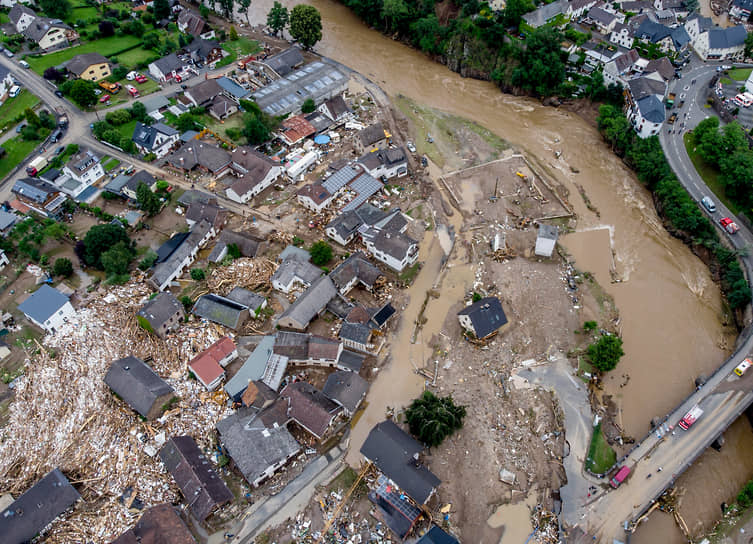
left=279, top=115, right=316, bottom=144
left=644, top=57, right=674, bottom=81
left=257, top=397, right=291, bottom=427
left=112, top=504, right=196, bottom=544
left=241, top=380, right=278, bottom=409
left=186, top=79, right=222, bottom=106
left=280, top=382, right=342, bottom=438
left=346, top=306, right=371, bottom=324
left=307, top=335, right=341, bottom=360
left=297, top=183, right=330, bottom=204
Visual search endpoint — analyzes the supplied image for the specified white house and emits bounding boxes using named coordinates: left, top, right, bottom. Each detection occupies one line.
left=602, top=49, right=640, bottom=87
left=225, top=147, right=283, bottom=204
left=9, top=3, right=35, bottom=32
left=608, top=23, right=633, bottom=49
left=357, top=147, right=408, bottom=180
left=535, top=224, right=559, bottom=257
left=296, top=183, right=333, bottom=213
left=17, top=284, right=75, bottom=333
left=684, top=13, right=713, bottom=44
left=626, top=74, right=667, bottom=138
left=363, top=228, right=418, bottom=272
left=148, top=53, right=187, bottom=83
left=0, top=249, right=9, bottom=269
left=0, top=65, right=14, bottom=102
left=745, top=71, right=753, bottom=94
left=150, top=220, right=216, bottom=291
left=131, top=122, right=180, bottom=159
left=62, top=147, right=104, bottom=189
left=692, top=25, right=747, bottom=61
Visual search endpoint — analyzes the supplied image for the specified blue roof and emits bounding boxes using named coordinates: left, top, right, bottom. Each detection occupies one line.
left=18, top=284, right=70, bottom=325
left=75, top=185, right=99, bottom=202
left=637, top=95, right=665, bottom=123
left=224, top=335, right=275, bottom=400
left=708, top=25, right=747, bottom=49
left=217, top=76, right=250, bottom=100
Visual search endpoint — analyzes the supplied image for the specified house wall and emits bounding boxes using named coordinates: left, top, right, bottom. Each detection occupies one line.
left=63, top=162, right=105, bottom=186
left=79, top=62, right=111, bottom=82
left=360, top=160, right=408, bottom=180
left=0, top=251, right=9, bottom=269
left=14, top=12, right=35, bottom=32
left=325, top=227, right=354, bottom=246
left=217, top=349, right=238, bottom=367
left=366, top=241, right=418, bottom=272
left=609, top=29, right=633, bottom=48
left=297, top=193, right=331, bottom=213
left=629, top=106, right=662, bottom=138
left=197, top=370, right=225, bottom=391
left=251, top=449, right=299, bottom=487
left=227, top=166, right=283, bottom=204
left=0, top=73, right=13, bottom=101
left=534, top=238, right=556, bottom=257
left=38, top=27, right=68, bottom=50
left=29, top=300, right=76, bottom=333
left=155, top=308, right=184, bottom=338
left=341, top=337, right=369, bottom=353
left=147, top=391, right=174, bottom=420
left=277, top=316, right=307, bottom=331
left=149, top=133, right=180, bottom=159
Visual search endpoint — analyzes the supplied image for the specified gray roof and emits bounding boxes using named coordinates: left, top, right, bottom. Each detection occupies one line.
left=369, top=229, right=416, bottom=261
left=417, top=526, right=460, bottom=544
left=457, top=296, right=508, bottom=339
left=272, top=330, right=310, bottom=359
left=636, top=95, right=665, bottom=124
left=635, top=19, right=671, bottom=43
left=278, top=245, right=310, bottom=263
left=186, top=78, right=222, bottom=106
left=18, top=284, right=69, bottom=325
left=322, top=95, right=349, bottom=120
left=670, top=26, right=690, bottom=50
left=272, top=258, right=322, bottom=289
left=23, top=17, right=70, bottom=43
left=321, top=164, right=362, bottom=194
left=138, top=292, right=183, bottom=331
left=224, top=336, right=276, bottom=400
left=185, top=37, right=221, bottom=60
left=132, top=122, right=178, bottom=151
left=216, top=76, right=250, bottom=101
left=537, top=224, right=559, bottom=241
left=185, top=201, right=224, bottom=226
left=150, top=53, right=184, bottom=76
left=586, top=6, right=616, bottom=26
left=339, top=322, right=371, bottom=345
left=341, top=172, right=383, bottom=212
left=732, top=0, right=753, bottom=10
left=360, top=420, right=441, bottom=504
left=67, top=53, right=109, bottom=76
left=9, top=4, right=35, bottom=26
left=358, top=123, right=386, bottom=148
left=226, top=287, right=266, bottom=312
left=112, top=504, right=196, bottom=544
left=104, top=356, right=174, bottom=418
left=0, top=468, right=80, bottom=544
left=263, top=46, right=304, bottom=76
left=322, top=370, right=368, bottom=413
left=216, top=412, right=300, bottom=485
left=177, top=189, right=213, bottom=206
left=105, top=173, right=131, bottom=194
left=280, top=381, right=342, bottom=438
left=151, top=220, right=213, bottom=289
left=252, top=61, right=347, bottom=116
left=326, top=202, right=386, bottom=240
left=522, top=0, right=567, bottom=27
left=358, top=146, right=406, bottom=172
left=329, top=252, right=383, bottom=292
left=13, top=177, right=59, bottom=204
left=192, top=293, right=248, bottom=329
left=166, top=142, right=231, bottom=173
left=159, top=436, right=233, bottom=521
left=708, top=25, right=747, bottom=49
left=627, top=76, right=666, bottom=101
left=338, top=349, right=366, bottom=372
left=124, top=170, right=157, bottom=195
left=0, top=209, right=18, bottom=231
left=140, top=94, right=170, bottom=113
left=278, top=276, right=337, bottom=329
left=686, top=13, right=713, bottom=33
left=208, top=230, right=263, bottom=262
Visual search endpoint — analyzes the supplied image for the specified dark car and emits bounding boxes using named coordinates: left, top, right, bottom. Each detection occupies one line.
left=55, top=146, right=65, bottom=155
left=181, top=84, right=187, bottom=90
left=15, top=123, right=26, bottom=133
left=54, top=90, right=63, bottom=97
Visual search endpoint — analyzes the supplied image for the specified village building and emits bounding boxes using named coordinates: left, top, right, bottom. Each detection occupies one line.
left=177, top=9, right=214, bottom=39
left=0, top=65, right=14, bottom=102
left=357, top=147, right=408, bottom=180
left=192, top=293, right=249, bottom=330
left=122, top=170, right=158, bottom=201
left=112, top=504, right=196, bottom=544
left=166, top=142, right=232, bottom=177
left=684, top=13, right=713, bottom=43
left=356, top=122, right=390, bottom=153
left=224, top=336, right=275, bottom=400
left=150, top=220, right=216, bottom=290
left=159, top=436, right=233, bottom=521
left=339, top=321, right=374, bottom=353
left=225, top=147, right=283, bottom=203
left=23, top=17, right=75, bottom=51
left=184, top=200, right=227, bottom=230
left=104, top=356, right=175, bottom=420
left=148, top=53, right=189, bottom=82
left=271, top=257, right=322, bottom=293
left=67, top=52, right=110, bottom=81
left=692, top=25, right=747, bottom=61
left=0, top=468, right=80, bottom=544
left=137, top=292, right=185, bottom=338
left=535, top=224, right=559, bottom=257
left=416, top=526, right=461, bottom=544
left=273, top=331, right=344, bottom=368
left=18, top=284, right=75, bottom=333
left=226, top=287, right=267, bottom=316
left=277, top=276, right=337, bottom=331
left=185, top=37, right=223, bottom=65
left=329, top=252, right=383, bottom=295
left=318, top=94, right=352, bottom=125
left=216, top=76, right=251, bottom=103
left=62, top=146, right=105, bottom=188
left=132, top=122, right=180, bottom=158
left=363, top=227, right=419, bottom=272
left=11, top=177, right=68, bottom=219
left=280, top=381, right=343, bottom=439
left=325, top=203, right=387, bottom=246
left=208, top=230, right=264, bottom=262
left=184, top=79, right=223, bottom=108
left=262, top=46, right=305, bottom=76
left=625, top=73, right=667, bottom=138
left=322, top=370, right=368, bottom=416
left=522, top=0, right=567, bottom=27
left=9, top=4, right=35, bottom=32
left=457, top=296, right=509, bottom=340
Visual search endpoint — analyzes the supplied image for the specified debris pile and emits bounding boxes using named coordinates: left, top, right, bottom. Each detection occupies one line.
left=207, top=257, right=278, bottom=294
left=0, top=280, right=233, bottom=543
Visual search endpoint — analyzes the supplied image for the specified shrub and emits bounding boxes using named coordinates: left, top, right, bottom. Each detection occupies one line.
left=310, top=240, right=332, bottom=266
left=587, top=334, right=624, bottom=372
left=52, top=258, right=73, bottom=277
left=190, top=268, right=205, bottom=281
left=405, top=390, right=466, bottom=447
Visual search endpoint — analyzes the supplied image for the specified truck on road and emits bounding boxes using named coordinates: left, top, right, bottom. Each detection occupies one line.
left=678, top=405, right=703, bottom=430
left=610, top=466, right=631, bottom=488
left=665, top=93, right=676, bottom=109
left=26, top=156, right=48, bottom=176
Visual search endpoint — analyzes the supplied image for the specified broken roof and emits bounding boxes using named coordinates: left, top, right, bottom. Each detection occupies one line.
left=339, top=322, right=372, bottom=345
left=272, top=258, right=322, bottom=289
left=358, top=122, right=386, bottom=148
left=280, top=381, right=342, bottom=438
left=104, top=356, right=174, bottom=418
left=278, top=245, right=310, bottom=262
left=207, top=230, right=263, bottom=262
left=192, top=293, right=248, bottom=329
left=151, top=220, right=214, bottom=289
left=457, top=296, right=508, bottom=339
left=263, top=46, right=304, bottom=76
left=166, top=142, right=231, bottom=173
left=138, top=292, right=183, bottom=331
left=0, top=468, right=80, bottom=544
left=112, top=503, right=196, bottom=544
left=277, top=276, right=337, bottom=329
left=322, top=370, right=368, bottom=413
left=329, top=252, right=383, bottom=293
left=225, top=336, right=276, bottom=400
left=159, top=436, right=233, bottom=521
left=226, top=287, right=267, bottom=312
left=416, top=525, right=460, bottom=544
left=361, top=420, right=440, bottom=504
left=338, top=349, right=366, bottom=372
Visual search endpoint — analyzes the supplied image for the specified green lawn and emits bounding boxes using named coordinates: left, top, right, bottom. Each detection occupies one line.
left=0, top=90, right=40, bottom=131
left=728, top=68, right=752, bottom=82
left=68, top=6, right=99, bottom=22
left=115, top=119, right=138, bottom=141
left=0, top=135, right=46, bottom=182
left=218, top=37, right=261, bottom=67
left=683, top=132, right=738, bottom=214
left=585, top=423, right=617, bottom=474
left=103, top=157, right=121, bottom=172
left=25, top=35, right=142, bottom=74
left=0, top=12, right=9, bottom=24
left=115, top=47, right=159, bottom=69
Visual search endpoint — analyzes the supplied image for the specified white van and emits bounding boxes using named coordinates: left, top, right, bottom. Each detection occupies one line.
left=8, top=85, right=20, bottom=98
left=18, top=60, right=30, bottom=69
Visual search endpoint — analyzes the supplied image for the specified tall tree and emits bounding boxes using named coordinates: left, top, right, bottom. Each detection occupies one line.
left=39, top=0, right=71, bottom=20
left=153, top=0, right=171, bottom=20
left=242, top=115, right=270, bottom=144
left=289, top=4, right=322, bottom=49
left=81, top=224, right=131, bottom=269
left=511, top=27, right=566, bottom=96
left=502, top=0, right=534, bottom=28
left=381, top=0, right=411, bottom=34
left=405, top=391, right=466, bottom=448
left=101, top=241, right=133, bottom=277
left=70, top=80, right=97, bottom=108
left=217, top=0, right=235, bottom=20
left=587, top=335, right=624, bottom=372
left=745, top=32, right=753, bottom=59
left=266, top=1, right=289, bottom=36
left=136, top=182, right=162, bottom=216
left=238, top=0, right=252, bottom=25
left=44, top=67, right=65, bottom=82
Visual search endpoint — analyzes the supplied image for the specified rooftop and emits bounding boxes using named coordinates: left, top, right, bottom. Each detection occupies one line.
left=104, top=356, right=174, bottom=418
left=192, top=293, right=248, bottom=329
left=457, top=296, right=508, bottom=339
left=252, top=61, right=347, bottom=116
left=18, top=284, right=70, bottom=325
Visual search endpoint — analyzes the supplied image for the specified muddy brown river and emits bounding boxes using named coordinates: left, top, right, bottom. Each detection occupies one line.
left=243, top=0, right=753, bottom=539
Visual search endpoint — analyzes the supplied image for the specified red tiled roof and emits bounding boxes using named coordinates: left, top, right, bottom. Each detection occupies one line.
left=280, top=115, right=315, bottom=145
left=9, top=199, right=30, bottom=214
left=188, top=352, right=223, bottom=386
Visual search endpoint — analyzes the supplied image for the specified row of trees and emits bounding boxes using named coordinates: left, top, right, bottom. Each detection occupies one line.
left=91, top=102, right=151, bottom=152
left=597, top=105, right=751, bottom=311
left=691, top=117, right=753, bottom=210
left=266, top=3, right=322, bottom=50
left=75, top=224, right=135, bottom=282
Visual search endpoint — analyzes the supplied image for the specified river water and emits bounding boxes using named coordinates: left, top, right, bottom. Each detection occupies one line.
left=243, top=1, right=753, bottom=539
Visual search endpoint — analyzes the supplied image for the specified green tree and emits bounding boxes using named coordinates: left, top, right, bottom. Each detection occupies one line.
left=200, top=4, right=211, bottom=19
left=130, top=101, right=149, bottom=123
left=511, top=27, right=566, bottom=96
left=20, top=125, right=39, bottom=141
left=137, top=182, right=161, bottom=216
left=39, top=0, right=71, bottom=19
left=176, top=113, right=199, bottom=132
left=502, top=0, right=534, bottom=28
left=24, top=108, right=41, bottom=128
left=81, top=224, right=131, bottom=269
left=101, top=241, right=133, bottom=276
left=52, top=258, right=73, bottom=278
left=238, top=0, right=252, bottom=24
left=106, top=109, right=132, bottom=126
left=301, top=97, right=316, bottom=113
left=745, top=32, right=753, bottom=59
left=267, top=1, right=289, bottom=36
left=217, top=0, right=235, bottom=19
left=70, top=80, right=97, bottom=108
left=123, top=19, right=145, bottom=35
left=180, top=295, right=193, bottom=311
left=242, top=115, right=271, bottom=144
left=409, top=15, right=445, bottom=55
left=310, top=240, right=333, bottom=266
left=692, top=116, right=722, bottom=166
left=289, top=4, right=322, bottom=49
left=229, top=25, right=239, bottom=40
left=587, top=334, right=624, bottom=372
left=190, top=268, right=206, bottom=280
left=382, top=0, right=411, bottom=34
left=227, top=243, right=241, bottom=259
left=138, top=250, right=158, bottom=270
left=720, top=151, right=753, bottom=209
left=39, top=111, right=57, bottom=130
left=142, top=32, right=161, bottom=50
left=405, top=390, right=466, bottom=447
left=153, top=0, right=170, bottom=20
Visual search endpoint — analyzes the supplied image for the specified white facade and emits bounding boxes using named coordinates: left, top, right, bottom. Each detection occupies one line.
left=365, top=237, right=418, bottom=272
left=745, top=71, right=753, bottom=94
left=134, top=129, right=180, bottom=159
left=26, top=300, right=75, bottom=333
left=0, top=250, right=9, bottom=269
left=630, top=106, right=663, bottom=138
left=12, top=10, right=34, bottom=32
left=297, top=191, right=332, bottom=213
left=609, top=26, right=633, bottom=49
left=63, top=162, right=104, bottom=187
left=37, top=26, right=68, bottom=50
left=693, top=30, right=746, bottom=61
left=225, top=166, right=283, bottom=204
left=0, top=70, right=14, bottom=101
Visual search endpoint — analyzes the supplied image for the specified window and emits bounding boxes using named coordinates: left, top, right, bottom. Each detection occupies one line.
left=59, top=310, right=64, bottom=315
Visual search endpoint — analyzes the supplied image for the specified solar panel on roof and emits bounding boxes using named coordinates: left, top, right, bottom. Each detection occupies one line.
left=331, top=71, right=344, bottom=80
left=322, top=76, right=333, bottom=85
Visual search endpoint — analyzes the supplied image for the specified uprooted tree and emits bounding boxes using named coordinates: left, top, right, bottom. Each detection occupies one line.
left=405, top=390, right=466, bottom=447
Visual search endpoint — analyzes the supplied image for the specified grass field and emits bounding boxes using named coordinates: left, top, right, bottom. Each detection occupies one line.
left=115, top=47, right=159, bottom=69
left=683, top=132, right=736, bottom=214
left=218, top=37, right=261, bottom=68
left=0, top=11, right=9, bottom=24
left=68, top=6, right=99, bottom=22
left=0, top=135, right=45, bottom=182
left=103, top=157, right=121, bottom=172
left=25, top=35, right=142, bottom=74
left=115, top=119, right=138, bottom=141
left=0, top=90, right=40, bottom=131
left=728, top=68, right=753, bottom=82
left=585, top=423, right=616, bottom=474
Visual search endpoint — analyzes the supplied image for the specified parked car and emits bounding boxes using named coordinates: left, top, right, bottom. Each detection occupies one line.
left=135, top=74, right=147, bottom=83
left=180, top=84, right=188, bottom=90
left=4, top=49, right=14, bottom=58
left=19, top=60, right=30, bottom=69
left=100, top=94, right=110, bottom=103
left=55, top=146, right=65, bottom=155
left=54, top=90, right=64, bottom=98
left=94, top=89, right=102, bottom=95
left=720, top=217, right=739, bottom=234
left=15, top=123, right=26, bottom=133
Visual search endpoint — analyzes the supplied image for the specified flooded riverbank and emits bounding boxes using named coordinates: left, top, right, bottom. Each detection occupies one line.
left=243, top=0, right=742, bottom=538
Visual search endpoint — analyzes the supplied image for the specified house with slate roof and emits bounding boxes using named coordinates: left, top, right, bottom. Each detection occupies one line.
left=23, top=17, right=75, bottom=51
left=122, top=170, right=158, bottom=201
left=363, top=226, right=419, bottom=272
left=0, top=64, right=13, bottom=102
left=693, top=25, right=747, bottom=61
left=132, top=122, right=180, bottom=158
left=18, top=284, right=75, bottom=333
left=603, top=49, right=640, bottom=87
left=192, top=294, right=249, bottom=330
left=262, top=46, right=304, bottom=76
left=329, top=252, right=383, bottom=295
left=63, top=146, right=105, bottom=188
left=159, top=436, right=233, bottom=521
left=185, top=37, right=223, bottom=65
left=522, top=0, right=567, bottom=27
left=112, top=503, right=196, bottom=544
left=185, top=79, right=223, bottom=108
left=535, top=224, right=559, bottom=257
left=730, top=0, right=753, bottom=20
left=208, top=230, right=264, bottom=263
left=12, top=177, right=68, bottom=219
left=280, top=381, right=343, bottom=439
left=150, top=220, right=216, bottom=290
left=226, top=147, right=283, bottom=203
left=104, top=356, right=175, bottom=420
left=252, top=61, right=347, bottom=116
left=148, top=53, right=189, bottom=82
left=137, top=292, right=184, bottom=338
left=166, top=142, right=232, bottom=177
left=318, top=94, right=352, bottom=125
left=224, top=335, right=276, bottom=400
left=625, top=73, right=667, bottom=138
left=9, top=4, right=36, bottom=33
left=361, top=420, right=441, bottom=504
left=356, top=122, right=389, bottom=153
left=322, top=370, right=368, bottom=416
left=177, top=9, right=214, bottom=39
left=457, top=296, right=509, bottom=340
left=277, top=276, right=337, bottom=330
left=0, top=468, right=80, bottom=544
left=357, top=147, right=408, bottom=180
left=684, top=13, right=713, bottom=43
left=271, top=257, right=322, bottom=293
left=325, top=203, right=387, bottom=246
left=67, top=52, right=110, bottom=81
